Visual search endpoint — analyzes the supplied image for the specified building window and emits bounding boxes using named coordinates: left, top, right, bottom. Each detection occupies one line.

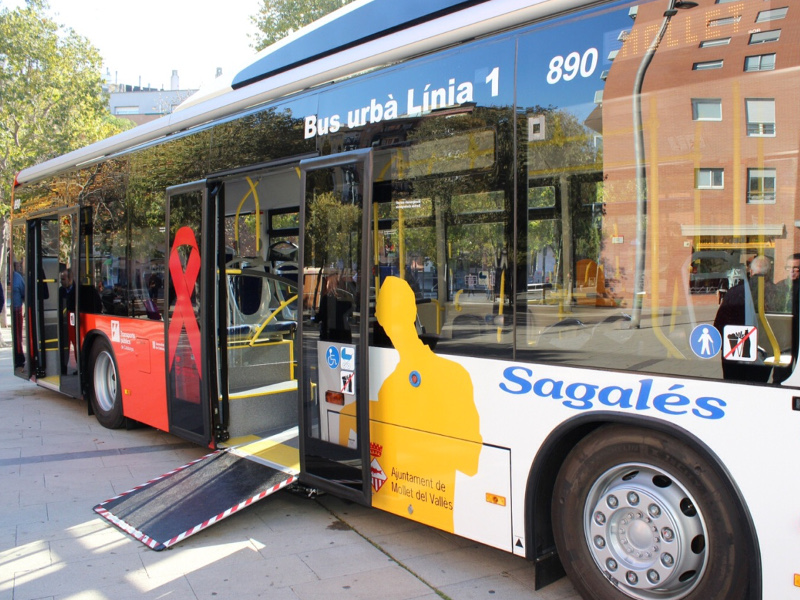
left=746, top=99, right=776, bottom=136
left=744, top=54, right=776, bottom=72
left=709, top=16, right=741, bottom=27
left=692, top=99, right=722, bottom=121
left=693, top=59, right=723, bottom=71
left=749, top=30, right=781, bottom=44
left=700, top=37, right=731, bottom=48
left=756, top=7, right=788, bottom=23
left=528, top=115, right=546, bottom=141
left=696, top=168, right=724, bottom=189
left=747, top=168, right=776, bottom=204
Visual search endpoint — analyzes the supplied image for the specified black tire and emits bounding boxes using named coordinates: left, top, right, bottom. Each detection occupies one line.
left=552, top=425, right=750, bottom=600
left=87, top=339, right=124, bottom=429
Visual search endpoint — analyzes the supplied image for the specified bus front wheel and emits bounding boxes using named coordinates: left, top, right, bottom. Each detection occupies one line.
left=88, top=339, right=124, bottom=429
left=552, top=425, right=749, bottom=600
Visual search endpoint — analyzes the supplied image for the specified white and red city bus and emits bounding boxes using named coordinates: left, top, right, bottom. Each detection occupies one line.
left=10, top=0, right=800, bottom=597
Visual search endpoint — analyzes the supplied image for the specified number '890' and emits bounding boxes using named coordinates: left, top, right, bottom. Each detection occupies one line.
left=546, top=48, right=599, bottom=84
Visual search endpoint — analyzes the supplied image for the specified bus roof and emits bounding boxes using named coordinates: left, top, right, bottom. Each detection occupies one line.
left=175, top=0, right=494, bottom=112
left=14, top=0, right=574, bottom=187
left=231, top=0, right=491, bottom=89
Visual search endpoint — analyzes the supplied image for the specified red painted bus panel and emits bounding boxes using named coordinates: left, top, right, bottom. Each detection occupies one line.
left=81, top=314, right=169, bottom=431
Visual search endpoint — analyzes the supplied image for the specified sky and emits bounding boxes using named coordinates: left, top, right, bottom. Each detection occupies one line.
left=3, top=0, right=263, bottom=91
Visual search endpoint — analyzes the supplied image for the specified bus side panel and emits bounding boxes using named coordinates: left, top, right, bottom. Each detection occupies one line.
left=368, top=347, right=513, bottom=552
left=82, top=314, right=168, bottom=431
left=371, top=340, right=800, bottom=598
left=454, top=353, right=800, bottom=599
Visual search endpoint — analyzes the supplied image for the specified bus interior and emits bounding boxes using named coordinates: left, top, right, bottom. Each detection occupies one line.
left=218, top=168, right=301, bottom=445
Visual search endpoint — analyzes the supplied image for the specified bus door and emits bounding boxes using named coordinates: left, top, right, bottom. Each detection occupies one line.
left=215, top=171, right=301, bottom=445
left=298, top=149, right=372, bottom=504
left=93, top=180, right=304, bottom=551
left=59, top=209, right=80, bottom=397
left=28, top=212, right=78, bottom=391
left=165, top=182, right=215, bottom=445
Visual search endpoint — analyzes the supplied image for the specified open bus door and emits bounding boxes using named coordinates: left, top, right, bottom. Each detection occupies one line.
left=297, top=149, right=373, bottom=505
left=93, top=180, right=301, bottom=550
left=59, top=209, right=81, bottom=398
left=27, top=210, right=81, bottom=397
left=164, top=182, right=213, bottom=445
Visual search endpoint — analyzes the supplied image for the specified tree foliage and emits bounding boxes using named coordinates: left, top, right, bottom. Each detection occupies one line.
left=0, top=0, right=130, bottom=213
left=250, top=0, right=356, bottom=51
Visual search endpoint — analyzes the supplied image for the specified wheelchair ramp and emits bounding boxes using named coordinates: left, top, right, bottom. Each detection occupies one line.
left=93, top=428, right=300, bottom=550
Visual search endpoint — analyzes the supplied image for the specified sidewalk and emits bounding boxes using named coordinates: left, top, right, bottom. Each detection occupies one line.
left=0, top=327, right=579, bottom=600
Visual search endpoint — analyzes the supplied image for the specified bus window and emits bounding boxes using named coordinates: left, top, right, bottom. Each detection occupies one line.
left=130, top=179, right=165, bottom=321
left=373, top=135, right=512, bottom=360
left=77, top=163, right=130, bottom=317
left=514, top=0, right=798, bottom=384
left=225, top=212, right=260, bottom=258
left=268, top=210, right=300, bottom=281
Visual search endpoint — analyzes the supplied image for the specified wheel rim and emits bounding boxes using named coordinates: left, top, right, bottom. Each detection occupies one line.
left=93, top=351, right=117, bottom=413
left=584, top=463, right=708, bottom=600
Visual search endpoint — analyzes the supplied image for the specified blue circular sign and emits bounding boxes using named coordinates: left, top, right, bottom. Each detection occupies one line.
left=689, top=324, right=722, bottom=359
left=326, top=345, right=340, bottom=369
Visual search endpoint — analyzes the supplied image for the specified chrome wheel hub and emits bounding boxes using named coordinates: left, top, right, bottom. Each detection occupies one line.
left=584, top=464, right=708, bottom=600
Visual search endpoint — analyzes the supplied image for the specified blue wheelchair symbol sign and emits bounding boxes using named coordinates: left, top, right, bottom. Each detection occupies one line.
left=690, top=324, right=721, bottom=359
left=326, top=346, right=340, bottom=369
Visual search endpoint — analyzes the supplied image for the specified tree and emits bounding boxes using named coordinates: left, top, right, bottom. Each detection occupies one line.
left=0, top=0, right=130, bottom=330
left=250, top=0, right=356, bottom=51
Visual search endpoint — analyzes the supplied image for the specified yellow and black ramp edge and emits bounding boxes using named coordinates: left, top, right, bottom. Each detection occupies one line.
left=93, top=449, right=297, bottom=550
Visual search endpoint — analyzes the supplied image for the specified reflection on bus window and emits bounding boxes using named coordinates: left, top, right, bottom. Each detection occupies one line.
left=373, top=125, right=512, bottom=359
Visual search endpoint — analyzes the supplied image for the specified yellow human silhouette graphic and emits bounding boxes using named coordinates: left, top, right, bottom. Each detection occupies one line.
left=368, top=276, right=482, bottom=532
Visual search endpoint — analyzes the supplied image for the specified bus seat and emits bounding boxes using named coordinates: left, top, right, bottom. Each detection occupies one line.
left=275, top=262, right=299, bottom=283
left=230, top=272, right=264, bottom=316
left=766, top=313, right=793, bottom=352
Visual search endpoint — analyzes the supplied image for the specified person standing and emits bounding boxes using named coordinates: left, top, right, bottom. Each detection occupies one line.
left=59, top=268, right=77, bottom=374
left=0, top=271, right=5, bottom=332
left=713, top=255, right=777, bottom=382
left=782, top=253, right=800, bottom=280
left=12, top=262, right=25, bottom=369
left=777, top=253, right=800, bottom=311
left=773, top=253, right=800, bottom=382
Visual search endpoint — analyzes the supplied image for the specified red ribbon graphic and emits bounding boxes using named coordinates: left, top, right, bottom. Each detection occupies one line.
left=168, top=226, right=202, bottom=377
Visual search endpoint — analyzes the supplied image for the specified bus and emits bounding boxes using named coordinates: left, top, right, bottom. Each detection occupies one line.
left=10, top=0, right=800, bottom=597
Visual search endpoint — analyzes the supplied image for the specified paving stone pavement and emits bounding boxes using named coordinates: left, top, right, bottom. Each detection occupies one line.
left=0, top=325, right=581, bottom=600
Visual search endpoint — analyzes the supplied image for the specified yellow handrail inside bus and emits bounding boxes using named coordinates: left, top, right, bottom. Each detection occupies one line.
left=398, top=206, right=405, bottom=281
left=429, top=299, right=443, bottom=334
left=374, top=202, right=380, bottom=304
left=234, top=176, right=261, bottom=254
left=454, top=289, right=464, bottom=312
left=756, top=278, right=787, bottom=366
left=250, top=295, right=298, bottom=346
left=496, top=268, right=505, bottom=342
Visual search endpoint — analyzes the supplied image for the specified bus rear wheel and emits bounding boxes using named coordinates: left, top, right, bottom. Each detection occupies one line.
left=552, top=425, right=749, bottom=600
left=88, top=339, right=124, bottom=429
